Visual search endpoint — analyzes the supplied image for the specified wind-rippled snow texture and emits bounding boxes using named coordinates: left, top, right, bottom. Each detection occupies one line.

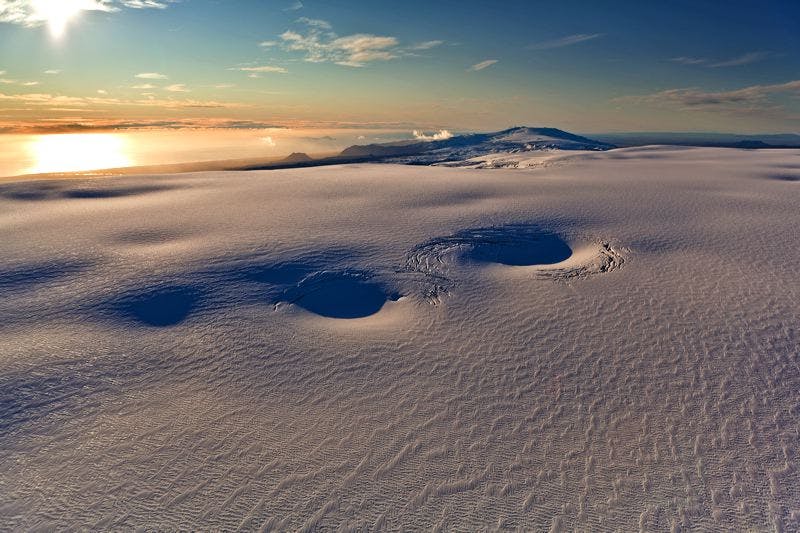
left=1, top=147, right=800, bottom=531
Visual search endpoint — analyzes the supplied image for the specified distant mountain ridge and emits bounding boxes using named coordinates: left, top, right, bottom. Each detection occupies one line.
left=280, top=152, right=314, bottom=164
left=339, top=127, right=615, bottom=164
left=592, top=132, right=800, bottom=148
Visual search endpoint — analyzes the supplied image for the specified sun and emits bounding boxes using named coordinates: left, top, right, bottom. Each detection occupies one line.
left=27, top=134, right=132, bottom=175
left=31, top=0, right=98, bottom=39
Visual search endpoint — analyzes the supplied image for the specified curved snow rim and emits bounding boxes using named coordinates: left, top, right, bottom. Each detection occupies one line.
left=403, top=226, right=626, bottom=304
left=500, top=240, right=626, bottom=280
left=405, top=225, right=625, bottom=279
left=275, top=270, right=408, bottom=322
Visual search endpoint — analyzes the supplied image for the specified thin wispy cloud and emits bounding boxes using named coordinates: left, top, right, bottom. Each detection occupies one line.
left=296, top=17, right=331, bottom=30
left=121, top=0, right=175, bottom=8
left=0, top=91, right=246, bottom=110
left=232, top=65, right=288, bottom=74
left=669, top=52, right=769, bottom=68
left=410, top=40, right=444, bottom=51
left=710, top=52, right=768, bottom=67
left=164, top=83, right=188, bottom=92
left=132, top=83, right=156, bottom=89
left=135, top=72, right=168, bottom=79
left=0, top=0, right=176, bottom=28
left=279, top=18, right=400, bottom=67
left=527, top=33, right=603, bottom=50
left=0, top=77, right=39, bottom=86
left=468, top=59, right=498, bottom=71
left=44, top=69, right=61, bottom=74
left=669, top=56, right=707, bottom=65
left=284, top=0, right=303, bottom=11
left=0, top=118, right=284, bottom=134
left=617, top=79, right=800, bottom=116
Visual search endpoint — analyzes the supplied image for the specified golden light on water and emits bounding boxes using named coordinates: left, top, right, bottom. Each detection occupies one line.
left=27, top=134, right=132, bottom=174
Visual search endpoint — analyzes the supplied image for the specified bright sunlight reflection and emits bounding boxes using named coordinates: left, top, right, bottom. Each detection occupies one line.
left=31, top=0, right=95, bottom=39
left=28, top=134, right=132, bottom=174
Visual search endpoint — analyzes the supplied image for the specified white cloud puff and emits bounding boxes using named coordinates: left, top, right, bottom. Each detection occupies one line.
left=135, top=72, right=168, bottom=79
left=413, top=129, right=454, bottom=141
left=468, top=59, right=498, bottom=72
left=280, top=18, right=399, bottom=67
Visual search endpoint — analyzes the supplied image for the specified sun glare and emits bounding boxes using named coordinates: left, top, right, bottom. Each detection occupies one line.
left=32, top=0, right=93, bottom=39
left=28, top=134, right=132, bottom=174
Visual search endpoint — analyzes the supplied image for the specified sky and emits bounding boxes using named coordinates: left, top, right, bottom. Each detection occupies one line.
left=1, top=0, right=799, bottom=134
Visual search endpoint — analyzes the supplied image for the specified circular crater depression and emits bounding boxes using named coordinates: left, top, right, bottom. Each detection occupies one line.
left=286, top=272, right=399, bottom=319
left=465, top=232, right=573, bottom=266
left=115, top=285, right=204, bottom=327
left=406, top=225, right=575, bottom=272
left=405, top=224, right=624, bottom=293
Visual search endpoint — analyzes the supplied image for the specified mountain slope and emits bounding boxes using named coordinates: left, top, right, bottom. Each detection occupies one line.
left=339, top=127, right=615, bottom=164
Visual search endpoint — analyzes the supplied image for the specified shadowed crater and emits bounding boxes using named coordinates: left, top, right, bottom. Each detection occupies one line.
left=408, top=224, right=574, bottom=270
left=466, top=232, right=572, bottom=266
left=116, top=285, right=203, bottom=327
left=405, top=224, right=623, bottom=298
left=286, top=272, right=399, bottom=319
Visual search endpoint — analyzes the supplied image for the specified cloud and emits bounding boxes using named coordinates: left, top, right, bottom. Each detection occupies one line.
left=709, top=52, right=768, bottom=68
left=0, top=0, right=177, bottom=30
left=0, top=118, right=287, bottom=134
left=527, top=33, right=603, bottom=50
left=0, top=91, right=247, bottom=110
left=135, top=72, right=168, bottom=79
left=468, top=59, right=498, bottom=71
left=331, top=34, right=398, bottom=66
left=410, top=40, right=444, bottom=51
left=44, top=69, right=61, bottom=74
left=616, top=79, right=800, bottom=116
left=164, top=83, right=188, bottom=92
left=669, top=52, right=769, bottom=68
left=259, top=40, right=278, bottom=48
left=284, top=0, right=302, bottom=11
left=233, top=65, right=288, bottom=74
left=0, top=77, right=39, bottom=86
left=121, top=0, right=174, bottom=7
left=0, top=0, right=113, bottom=27
left=132, top=83, right=156, bottom=89
left=296, top=17, right=331, bottom=30
left=412, top=129, right=453, bottom=141
left=279, top=18, right=400, bottom=67
left=669, top=56, right=707, bottom=65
